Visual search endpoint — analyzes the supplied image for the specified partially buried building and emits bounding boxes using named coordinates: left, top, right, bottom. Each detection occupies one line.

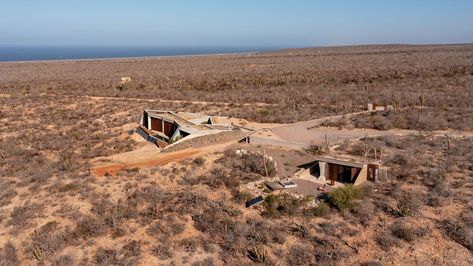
left=136, top=110, right=235, bottom=149
left=297, top=155, right=386, bottom=186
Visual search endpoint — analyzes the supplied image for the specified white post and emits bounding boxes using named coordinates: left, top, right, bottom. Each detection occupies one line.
left=318, top=161, right=327, bottom=182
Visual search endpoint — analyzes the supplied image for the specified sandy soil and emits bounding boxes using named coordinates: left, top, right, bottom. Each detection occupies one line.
left=90, top=141, right=235, bottom=177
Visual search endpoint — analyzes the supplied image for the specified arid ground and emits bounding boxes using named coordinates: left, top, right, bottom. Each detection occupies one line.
left=1, top=44, right=473, bottom=265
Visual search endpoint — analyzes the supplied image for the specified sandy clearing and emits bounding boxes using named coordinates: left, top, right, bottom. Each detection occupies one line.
left=272, top=111, right=473, bottom=146
left=90, top=141, right=234, bottom=177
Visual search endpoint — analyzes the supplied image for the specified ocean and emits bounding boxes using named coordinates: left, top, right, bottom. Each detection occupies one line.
left=0, top=46, right=277, bottom=62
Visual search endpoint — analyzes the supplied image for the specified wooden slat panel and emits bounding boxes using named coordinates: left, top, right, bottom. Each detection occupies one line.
left=163, top=121, right=174, bottom=137
left=151, top=118, right=163, bottom=132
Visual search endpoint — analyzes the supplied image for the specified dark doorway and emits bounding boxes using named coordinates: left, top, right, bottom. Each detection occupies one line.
left=327, top=163, right=361, bottom=184
left=142, top=113, right=149, bottom=129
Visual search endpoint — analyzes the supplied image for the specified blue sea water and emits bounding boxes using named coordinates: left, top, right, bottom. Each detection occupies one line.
left=0, top=46, right=277, bottom=62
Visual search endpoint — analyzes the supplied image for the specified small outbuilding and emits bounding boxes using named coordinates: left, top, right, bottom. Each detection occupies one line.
left=297, top=155, right=383, bottom=186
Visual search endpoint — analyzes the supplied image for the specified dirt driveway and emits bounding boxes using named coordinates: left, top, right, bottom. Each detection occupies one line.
left=90, top=141, right=233, bottom=176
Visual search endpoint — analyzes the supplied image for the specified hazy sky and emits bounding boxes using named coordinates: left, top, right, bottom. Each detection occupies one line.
left=1, top=0, right=472, bottom=47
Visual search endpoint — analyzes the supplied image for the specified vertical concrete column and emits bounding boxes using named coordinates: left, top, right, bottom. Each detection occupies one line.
left=318, top=161, right=327, bottom=182
left=147, top=117, right=151, bottom=130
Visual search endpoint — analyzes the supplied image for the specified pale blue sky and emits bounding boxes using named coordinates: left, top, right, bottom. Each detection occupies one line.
left=1, top=0, right=472, bottom=47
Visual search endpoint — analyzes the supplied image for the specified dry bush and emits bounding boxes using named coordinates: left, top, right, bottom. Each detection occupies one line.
left=290, top=223, right=311, bottom=239
left=53, top=254, right=75, bottom=266
left=286, top=244, right=314, bottom=265
left=27, top=221, right=69, bottom=261
left=0, top=180, right=17, bottom=207
left=262, top=194, right=308, bottom=218
left=361, top=262, right=383, bottom=266
left=310, top=202, right=331, bottom=217
left=0, top=242, right=20, bottom=266
left=192, top=257, right=216, bottom=266
left=218, top=150, right=277, bottom=177
left=441, top=218, right=473, bottom=252
left=93, top=241, right=142, bottom=266
left=389, top=220, right=428, bottom=242
left=395, top=192, right=423, bottom=217
left=151, top=244, right=174, bottom=260
left=192, top=156, right=206, bottom=166
left=313, top=236, right=353, bottom=264
left=353, top=200, right=376, bottom=226
left=179, top=237, right=202, bottom=255
left=375, top=230, right=400, bottom=251
left=7, top=202, right=45, bottom=231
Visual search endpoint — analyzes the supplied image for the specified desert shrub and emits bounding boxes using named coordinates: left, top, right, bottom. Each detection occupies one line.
left=93, top=242, right=141, bottom=266
left=178, top=172, right=201, bottom=186
left=290, top=223, right=311, bottom=239
left=171, top=222, right=186, bottom=236
left=0, top=242, right=20, bottom=266
left=262, top=194, right=305, bottom=218
left=192, top=257, right=216, bottom=266
left=29, top=221, right=68, bottom=260
left=0, top=181, right=17, bottom=207
left=361, top=262, right=382, bottom=266
left=353, top=200, right=376, bottom=226
left=147, top=221, right=172, bottom=239
left=151, top=244, right=174, bottom=260
left=241, top=153, right=277, bottom=177
left=313, top=237, right=353, bottom=263
left=268, top=229, right=286, bottom=244
left=7, top=202, right=45, bottom=231
left=395, top=193, right=422, bottom=217
left=73, top=215, right=108, bottom=240
left=121, top=240, right=142, bottom=261
left=168, top=191, right=210, bottom=215
left=248, top=246, right=269, bottom=263
left=310, top=202, right=331, bottom=217
left=220, top=150, right=277, bottom=177
left=328, top=185, right=363, bottom=210
left=305, top=144, right=324, bottom=155
left=195, top=167, right=241, bottom=190
left=441, top=219, right=473, bottom=252
left=53, top=254, right=75, bottom=266
left=389, top=220, right=427, bottom=242
left=371, top=114, right=393, bottom=130
left=232, top=189, right=254, bottom=204
left=286, top=244, right=314, bottom=265
left=389, top=152, right=417, bottom=167
left=179, top=237, right=201, bottom=254
left=192, top=157, right=206, bottom=166
left=93, top=248, right=117, bottom=265
left=375, top=230, right=400, bottom=251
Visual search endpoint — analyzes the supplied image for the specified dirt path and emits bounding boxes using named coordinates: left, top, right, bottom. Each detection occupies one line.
left=271, top=111, right=473, bottom=147
left=44, top=93, right=278, bottom=107
left=90, top=141, right=234, bottom=177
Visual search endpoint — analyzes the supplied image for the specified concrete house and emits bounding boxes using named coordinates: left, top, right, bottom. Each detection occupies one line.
left=297, top=155, right=382, bottom=186
left=137, top=110, right=234, bottom=148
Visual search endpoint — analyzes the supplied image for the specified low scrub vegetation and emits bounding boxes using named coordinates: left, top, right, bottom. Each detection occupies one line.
left=1, top=45, right=473, bottom=264
left=328, top=185, right=363, bottom=210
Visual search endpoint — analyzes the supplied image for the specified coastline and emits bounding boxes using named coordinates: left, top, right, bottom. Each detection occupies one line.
left=0, top=49, right=274, bottom=64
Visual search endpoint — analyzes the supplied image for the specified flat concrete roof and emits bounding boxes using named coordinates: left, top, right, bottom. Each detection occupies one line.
left=308, top=155, right=380, bottom=168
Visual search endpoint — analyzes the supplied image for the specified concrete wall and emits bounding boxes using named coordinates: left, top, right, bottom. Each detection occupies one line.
left=354, top=165, right=368, bottom=186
